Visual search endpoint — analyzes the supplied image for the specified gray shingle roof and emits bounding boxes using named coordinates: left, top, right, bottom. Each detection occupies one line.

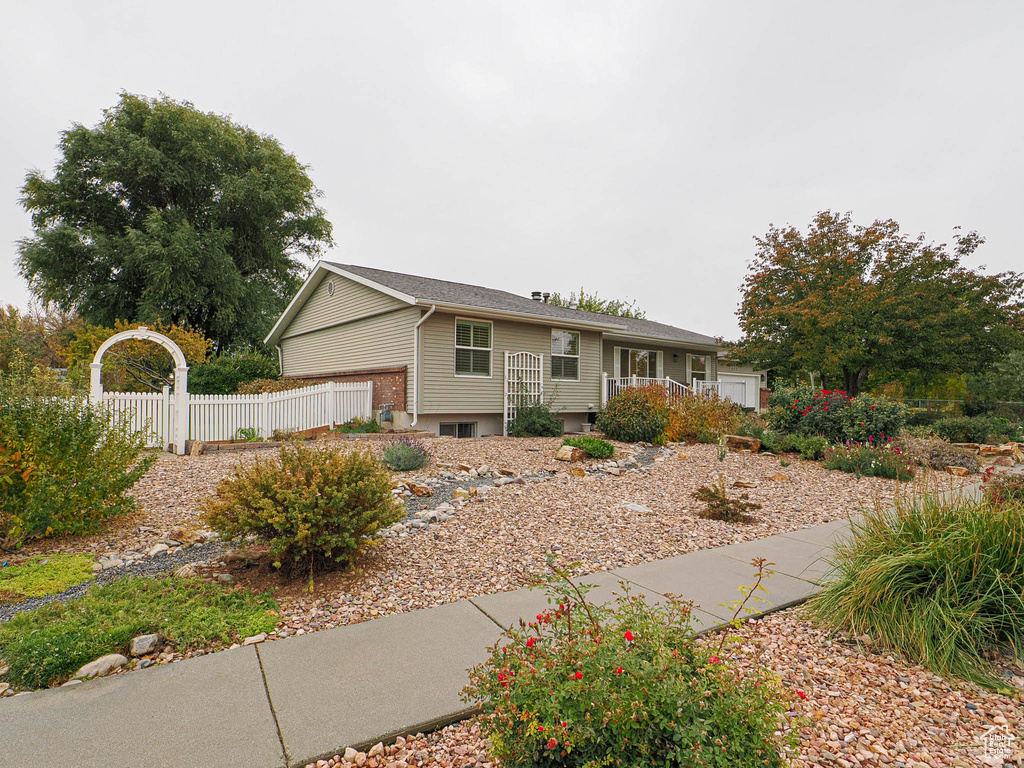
left=328, top=263, right=721, bottom=348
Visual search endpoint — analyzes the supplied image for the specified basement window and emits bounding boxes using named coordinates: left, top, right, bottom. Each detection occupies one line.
left=439, top=422, right=477, bottom=438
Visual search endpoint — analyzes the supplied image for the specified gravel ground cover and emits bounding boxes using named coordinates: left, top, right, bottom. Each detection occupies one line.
left=303, top=609, right=1023, bottom=768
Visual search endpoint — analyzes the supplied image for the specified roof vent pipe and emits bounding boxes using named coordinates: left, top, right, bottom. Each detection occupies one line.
left=531, top=291, right=542, bottom=301
left=542, top=292, right=550, bottom=303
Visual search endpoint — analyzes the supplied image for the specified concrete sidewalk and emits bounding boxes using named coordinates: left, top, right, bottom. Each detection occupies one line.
left=0, top=520, right=852, bottom=768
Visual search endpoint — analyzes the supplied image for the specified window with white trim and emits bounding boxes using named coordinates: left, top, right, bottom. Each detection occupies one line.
left=551, top=329, right=580, bottom=380
left=455, top=319, right=492, bottom=377
left=689, top=354, right=707, bottom=383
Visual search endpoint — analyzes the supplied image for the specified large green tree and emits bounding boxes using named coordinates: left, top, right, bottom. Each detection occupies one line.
left=733, top=211, right=1023, bottom=396
left=549, top=287, right=646, bottom=318
left=17, top=93, right=333, bottom=349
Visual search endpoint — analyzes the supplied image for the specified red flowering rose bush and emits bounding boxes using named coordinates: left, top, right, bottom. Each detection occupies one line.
left=823, top=442, right=915, bottom=481
left=767, top=388, right=906, bottom=444
left=462, top=567, right=793, bottom=767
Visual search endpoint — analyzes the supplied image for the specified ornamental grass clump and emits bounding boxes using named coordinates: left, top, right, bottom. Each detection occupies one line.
left=463, top=565, right=792, bottom=767
left=382, top=437, right=431, bottom=471
left=560, top=436, right=614, bottom=459
left=809, top=488, right=1024, bottom=691
left=203, top=445, right=403, bottom=576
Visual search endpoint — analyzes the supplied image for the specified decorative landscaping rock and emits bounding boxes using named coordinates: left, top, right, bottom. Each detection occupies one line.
left=148, top=543, right=169, bottom=557
left=677, top=452, right=688, bottom=460
left=993, top=456, right=1015, bottom=467
left=724, top=435, right=761, bottom=454
left=946, top=466, right=971, bottom=477
left=407, top=482, right=433, bottom=497
left=732, top=479, right=758, bottom=488
left=129, top=633, right=163, bottom=656
left=75, top=653, right=128, bottom=679
left=453, top=488, right=470, bottom=499
left=770, top=472, right=789, bottom=482
left=621, top=503, right=653, bottom=514
left=242, top=633, right=267, bottom=646
left=555, top=445, right=586, bottom=462
left=979, top=443, right=1016, bottom=457
left=569, top=466, right=586, bottom=478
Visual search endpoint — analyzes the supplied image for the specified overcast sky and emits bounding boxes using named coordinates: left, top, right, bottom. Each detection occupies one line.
left=1, top=1, right=1021, bottom=340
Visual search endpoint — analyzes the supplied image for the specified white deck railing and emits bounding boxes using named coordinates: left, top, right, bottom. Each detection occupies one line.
left=693, top=379, right=748, bottom=404
left=602, top=374, right=691, bottom=405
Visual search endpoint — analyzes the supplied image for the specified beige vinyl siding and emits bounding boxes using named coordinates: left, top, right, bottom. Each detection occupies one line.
left=419, top=312, right=602, bottom=414
left=282, top=272, right=408, bottom=339
left=602, top=340, right=717, bottom=384
left=279, top=307, right=419, bottom=404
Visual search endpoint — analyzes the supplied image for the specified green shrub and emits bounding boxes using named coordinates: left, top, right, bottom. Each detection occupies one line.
left=0, top=388, right=154, bottom=548
left=0, top=577, right=277, bottom=689
left=333, top=418, right=382, bottom=434
left=507, top=402, right=563, bottom=437
left=204, top=445, right=403, bottom=573
left=595, top=385, right=670, bottom=443
left=895, top=435, right=978, bottom=473
left=561, top=436, right=614, bottom=459
left=823, top=443, right=915, bottom=481
left=462, top=568, right=791, bottom=767
left=934, top=415, right=1013, bottom=444
left=235, top=427, right=264, bottom=443
left=382, top=437, right=431, bottom=471
left=692, top=478, right=761, bottom=523
left=771, top=433, right=829, bottom=460
left=809, top=490, right=1024, bottom=691
left=983, top=472, right=1024, bottom=506
left=906, top=410, right=945, bottom=428
left=188, top=352, right=280, bottom=395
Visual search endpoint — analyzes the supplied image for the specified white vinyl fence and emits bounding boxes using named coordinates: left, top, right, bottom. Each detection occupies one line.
left=102, top=381, right=374, bottom=449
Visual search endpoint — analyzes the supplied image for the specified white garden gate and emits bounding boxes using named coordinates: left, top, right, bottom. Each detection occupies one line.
left=504, top=351, right=544, bottom=436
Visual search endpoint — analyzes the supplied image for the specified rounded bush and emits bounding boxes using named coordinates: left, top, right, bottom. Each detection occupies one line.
left=382, top=437, right=430, bottom=471
left=508, top=403, right=562, bottom=437
left=203, top=445, right=403, bottom=572
left=561, top=436, right=614, bottom=459
left=595, top=385, right=669, bottom=443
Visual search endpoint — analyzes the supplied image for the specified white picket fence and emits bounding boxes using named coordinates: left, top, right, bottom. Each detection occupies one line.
left=102, top=381, right=374, bottom=449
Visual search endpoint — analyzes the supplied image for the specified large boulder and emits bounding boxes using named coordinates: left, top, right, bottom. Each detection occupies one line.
left=128, top=634, right=162, bottom=657
left=724, top=435, right=761, bottom=454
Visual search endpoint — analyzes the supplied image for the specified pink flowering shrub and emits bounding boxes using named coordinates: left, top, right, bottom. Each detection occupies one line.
left=463, top=566, right=793, bottom=766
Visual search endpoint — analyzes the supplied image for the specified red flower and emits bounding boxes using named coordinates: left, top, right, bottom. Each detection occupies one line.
left=574, top=670, right=583, bottom=680
left=536, top=614, right=543, bottom=622
left=547, top=738, right=558, bottom=750
left=526, top=637, right=536, bottom=648
left=615, top=666, right=623, bottom=675
left=561, top=721, right=568, bottom=727
left=870, top=405, right=876, bottom=410
left=538, top=725, right=544, bottom=732
left=796, top=688, right=807, bottom=700
left=624, top=631, right=634, bottom=642
left=709, top=655, right=720, bottom=664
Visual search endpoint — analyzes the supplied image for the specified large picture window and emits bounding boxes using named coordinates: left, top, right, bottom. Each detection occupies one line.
left=618, top=348, right=660, bottom=378
left=551, top=329, right=580, bottom=380
left=455, top=319, right=492, bottom=377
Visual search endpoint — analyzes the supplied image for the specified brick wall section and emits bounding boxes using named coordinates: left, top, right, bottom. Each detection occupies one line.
left=284, top=366, right=407, bottom=411
left=760, top=387, right=771, bottom=411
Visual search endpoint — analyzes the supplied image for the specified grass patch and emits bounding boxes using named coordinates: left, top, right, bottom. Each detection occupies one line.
left=0, top=577, right=278, bottom=689
left=561, top=435, right=615, bottom=459
left=808, top=488, right=1024, bottom=691
left=0, top=553, right=95, bottom=603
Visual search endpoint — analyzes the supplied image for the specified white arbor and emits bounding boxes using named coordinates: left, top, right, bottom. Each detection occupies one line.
left=89, top=326, right=189, bottom=454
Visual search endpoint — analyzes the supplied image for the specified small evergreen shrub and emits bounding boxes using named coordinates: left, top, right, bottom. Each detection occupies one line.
left=463, top=567, right=792, bottom=766
left=382, top=437, right=430, bottom=471
left=561, top=436, right=614, bottom=459
left=895, top=435, right=978, bottom=473
left=507, top=402, right=563, bottom=437
left=823, top=443, right=915, bottom=481
left=0, top=577, right=277, bottom=689
left=204, top=446, right=403, bottom=573
left=934, top=415, right=1014, bottom=444
left=809, top=490, right=1024, bottom=691
left=595, top=385, right=670, bottom=443
left=691, top=478, right=762, bottom=523
left=188, top=352, right=280, bottom=395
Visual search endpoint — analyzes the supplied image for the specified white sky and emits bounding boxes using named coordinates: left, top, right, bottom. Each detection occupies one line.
left=1, top=1, right=1021, bottom=340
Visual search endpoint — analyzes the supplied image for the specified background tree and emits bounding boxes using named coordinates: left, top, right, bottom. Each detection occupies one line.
left=549, top=287, right=646, bottom=318
left=17, top=93, right=333, bottom=350
left=0, top=305, right=80, bottom=372
left=733, top=211, right=1024, bottom=396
